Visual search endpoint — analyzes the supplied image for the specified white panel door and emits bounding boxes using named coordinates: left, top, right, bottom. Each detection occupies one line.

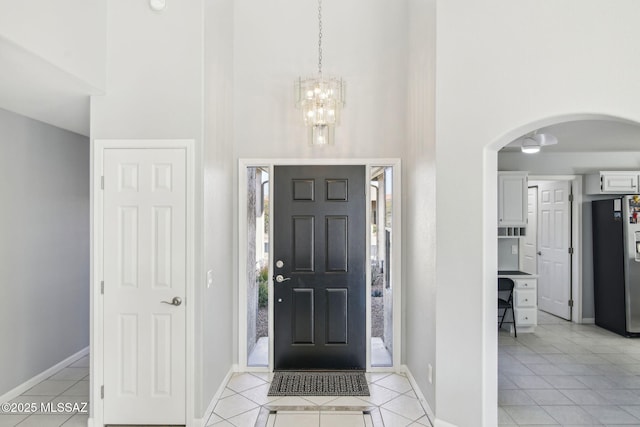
left=521, top=187, right=538, bottom=274
left=537, top=180, right=571, bottom=320
left=103, top=148, right=186, bottom=425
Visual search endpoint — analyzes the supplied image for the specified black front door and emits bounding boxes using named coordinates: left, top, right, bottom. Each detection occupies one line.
left=273, top=165, right=366, bottom=370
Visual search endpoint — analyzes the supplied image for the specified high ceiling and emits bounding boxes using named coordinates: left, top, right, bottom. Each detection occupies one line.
left=501, top=119, right=640, bottom=153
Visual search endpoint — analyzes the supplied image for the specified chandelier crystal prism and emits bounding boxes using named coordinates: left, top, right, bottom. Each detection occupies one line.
left=295, top=0, right=345, bottom=146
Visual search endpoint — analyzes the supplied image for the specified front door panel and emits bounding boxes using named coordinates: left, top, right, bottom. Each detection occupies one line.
left=274, top=165, right=366, bottom=370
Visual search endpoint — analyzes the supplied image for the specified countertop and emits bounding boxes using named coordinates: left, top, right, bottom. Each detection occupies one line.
left=498, top=270, right=539, bottom=279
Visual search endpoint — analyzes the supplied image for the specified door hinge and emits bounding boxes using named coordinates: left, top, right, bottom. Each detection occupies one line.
left=100, top=385, right=104, bottom=399
left=101, top=281, right=104, bottom=295
left=569, top=194, right=574, bottom=202
left=101, top=176, right=104, bottom=190
left=568, top=299, right=574, bottom=307
left=569, top=247, right=574, bottom=254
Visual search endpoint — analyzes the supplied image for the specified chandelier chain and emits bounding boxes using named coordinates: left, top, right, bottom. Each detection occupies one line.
left=318, top=0, right=323, bottom=75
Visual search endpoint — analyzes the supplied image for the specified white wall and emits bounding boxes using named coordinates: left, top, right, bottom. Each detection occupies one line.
left=437, top=1, right=640, bottom=425
left=90, top=0, right=215, bottom=419
left=0, top=108, right=89, bottom=396
left=233, top=0, right=408, bottom=159
left=203, top=0, right=235, bottom=411
left=232, top=0, right=440, bottom=413
left=404, top=0, right=437, bottom=410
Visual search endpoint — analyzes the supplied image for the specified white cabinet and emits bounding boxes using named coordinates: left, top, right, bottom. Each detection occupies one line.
left=586, top=171, right=639, bottom=194
left=514, top=278, right=537, bottom=331
left=498, top=172, right=528, bottom=233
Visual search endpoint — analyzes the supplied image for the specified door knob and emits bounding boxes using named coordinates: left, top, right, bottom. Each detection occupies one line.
left=537, top=251, right=542, bottom=256
left=275, top=274, right=291, bottom=283
left=161, top=297, right=182, bottom=306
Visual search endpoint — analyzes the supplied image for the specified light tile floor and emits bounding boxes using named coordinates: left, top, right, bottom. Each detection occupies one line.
left=28, top=313, right=640, bottom=427
left=499, top=310, right=640, bottom=426
left=207, top=371, right=432, bottom=426
left=6, top=309, right=638, bottom=427
left=0, top=353, right=430, bottom=427
left=0, top=355, right=89, bottom=427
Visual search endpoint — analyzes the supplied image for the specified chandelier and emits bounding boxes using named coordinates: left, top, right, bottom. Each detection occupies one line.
left=295, top=0, right=345, bottom=146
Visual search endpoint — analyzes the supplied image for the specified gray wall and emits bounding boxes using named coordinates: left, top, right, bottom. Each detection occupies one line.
left=0, top=108, right=89, bottom=396
left=499, top=151, right=640, bottom=320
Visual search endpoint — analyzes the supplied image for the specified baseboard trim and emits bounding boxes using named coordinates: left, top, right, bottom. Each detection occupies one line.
left=193, top=364, right=237, bottom=427
left=401, top=364, right=435, bottom=426
left=582, top=317, right=595, bottom=324
left=0, top=346, right=89, bottom=404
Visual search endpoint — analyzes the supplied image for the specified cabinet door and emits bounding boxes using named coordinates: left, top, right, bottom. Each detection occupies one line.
left=498, top=173, right=528, bottom=227
left=601, top=173, right=639, bottom=193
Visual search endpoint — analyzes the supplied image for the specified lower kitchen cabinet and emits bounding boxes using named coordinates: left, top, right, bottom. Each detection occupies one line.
left=498, top=275, right=538, bottom=334
left=513, top=278, right=537, bottom=333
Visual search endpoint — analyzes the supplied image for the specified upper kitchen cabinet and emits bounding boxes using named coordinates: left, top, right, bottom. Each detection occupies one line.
left=586, top=171, right=640, bottom=194
left=498, top=171, right=528, bottom=233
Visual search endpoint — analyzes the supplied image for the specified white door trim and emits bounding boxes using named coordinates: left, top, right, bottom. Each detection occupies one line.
left=529, top=175, right=583, bottom=323
left=238, top=158, right=402, bottom=373
left=91, top=139, right=195, bottom=427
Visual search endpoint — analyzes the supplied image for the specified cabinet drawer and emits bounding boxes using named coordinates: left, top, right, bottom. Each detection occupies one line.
left=515, top=289, right=536, bottom=308
left=514, top=279, right=536, bottom=290
left=515, top=308, right=537, bottom=326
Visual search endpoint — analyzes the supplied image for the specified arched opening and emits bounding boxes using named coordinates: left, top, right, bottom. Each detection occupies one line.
left=486, top=114, right=640, bottom=425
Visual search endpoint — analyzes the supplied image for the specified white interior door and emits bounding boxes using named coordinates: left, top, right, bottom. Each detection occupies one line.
left=521, top=187, right=538, bottom=274
left=103, top=148, right=186, bottom=425
left=537, top=180, right=572, bottom=320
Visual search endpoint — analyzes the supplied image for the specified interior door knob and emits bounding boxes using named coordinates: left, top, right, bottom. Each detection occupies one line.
left=537, top=251, right=542, bottom=255
left=161, top=296, right=182, bottom=306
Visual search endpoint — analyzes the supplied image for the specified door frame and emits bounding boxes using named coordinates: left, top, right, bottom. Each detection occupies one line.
left=238, top=158, right=402, bottom=372
left=528, top=175, right=583, bottom=323
left=91, top=139, right=195, bottom=427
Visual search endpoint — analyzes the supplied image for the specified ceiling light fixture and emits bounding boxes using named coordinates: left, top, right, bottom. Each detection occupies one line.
left=295, top=0, right=345, bottom=146
left=521, top=137, right=541, bottom=154
left=520, top=132, right=558, bottom=154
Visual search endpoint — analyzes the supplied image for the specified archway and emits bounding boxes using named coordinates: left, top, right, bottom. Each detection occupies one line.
left=485, top=113, right=640, bottom=426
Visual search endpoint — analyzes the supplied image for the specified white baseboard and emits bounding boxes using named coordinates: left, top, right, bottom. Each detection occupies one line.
left=0, top=346, right=89, bottom=404
left=401, top=364, right=435, bottom=426
left=582, top=317, right=595, bottom=324
left=193, top=364, right=237, bottom=427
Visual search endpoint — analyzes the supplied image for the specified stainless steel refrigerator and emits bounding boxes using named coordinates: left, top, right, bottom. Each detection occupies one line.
left=592, top=196, right=640, bottom=337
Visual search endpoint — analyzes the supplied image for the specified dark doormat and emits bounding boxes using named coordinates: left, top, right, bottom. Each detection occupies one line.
left=267, top=371, right=370, bottom=396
